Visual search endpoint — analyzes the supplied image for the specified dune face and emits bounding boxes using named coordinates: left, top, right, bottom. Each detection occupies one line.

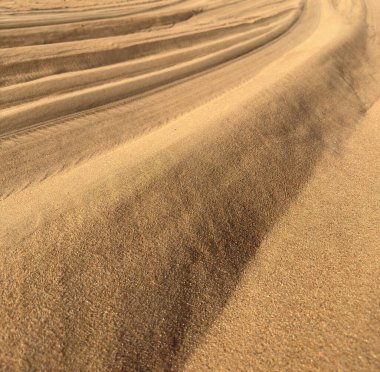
left=1, top=0, right=380, bottom=370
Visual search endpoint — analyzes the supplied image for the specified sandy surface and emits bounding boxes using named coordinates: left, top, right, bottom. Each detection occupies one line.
left=0, top=0, right=379, bottom=370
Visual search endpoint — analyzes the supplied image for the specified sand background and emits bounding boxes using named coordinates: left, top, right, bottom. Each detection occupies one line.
left=0, top=0, right=379, bottom=370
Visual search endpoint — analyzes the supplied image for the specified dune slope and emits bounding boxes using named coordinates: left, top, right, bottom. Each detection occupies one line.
left=0, top=0, right=379, bottom=370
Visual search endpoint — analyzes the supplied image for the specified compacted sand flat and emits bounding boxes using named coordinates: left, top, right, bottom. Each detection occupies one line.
left=0, top=0, right=379, bottom=370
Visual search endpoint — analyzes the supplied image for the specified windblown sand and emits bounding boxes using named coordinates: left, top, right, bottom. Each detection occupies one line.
left=0, top=0, right=379, bottom=370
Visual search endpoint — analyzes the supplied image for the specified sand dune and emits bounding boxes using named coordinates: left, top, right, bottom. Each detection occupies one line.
left=0, top=0, right=379, bottom=370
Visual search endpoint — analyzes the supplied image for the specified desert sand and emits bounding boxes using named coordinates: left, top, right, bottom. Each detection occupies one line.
left=0, top=0, right=379, bottom=370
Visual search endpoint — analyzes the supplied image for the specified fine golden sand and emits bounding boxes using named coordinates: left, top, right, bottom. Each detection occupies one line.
left=0, top=0, right=379, bottom=370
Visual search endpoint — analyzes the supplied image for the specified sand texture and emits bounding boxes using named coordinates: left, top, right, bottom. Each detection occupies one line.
left=0, top=0, right=379, bottom=370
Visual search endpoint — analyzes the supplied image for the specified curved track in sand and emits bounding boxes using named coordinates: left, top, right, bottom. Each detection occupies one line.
left=0, top=1, right=303, bottom=129
left=0, top=0, right=379, bottom=370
